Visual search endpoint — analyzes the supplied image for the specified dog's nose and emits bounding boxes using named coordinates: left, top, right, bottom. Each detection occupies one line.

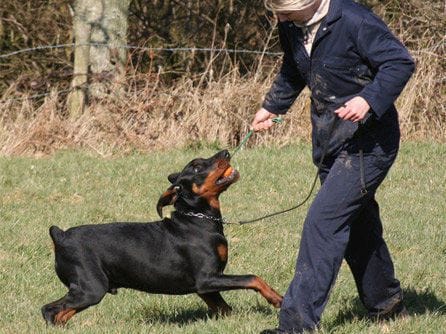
left=213, top=150, right=231, bottom=162
left=222, top=150, right=230, bottom=160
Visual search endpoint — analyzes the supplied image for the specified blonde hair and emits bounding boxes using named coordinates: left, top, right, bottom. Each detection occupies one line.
left=264, top=0, right=316, bottom=12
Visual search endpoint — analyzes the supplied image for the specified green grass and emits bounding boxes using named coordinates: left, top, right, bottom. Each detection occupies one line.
left=0, top=142, right=445, bottom=334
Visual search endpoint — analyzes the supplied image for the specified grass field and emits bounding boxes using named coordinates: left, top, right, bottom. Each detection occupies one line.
left=0, top=142, right=445, bottom=334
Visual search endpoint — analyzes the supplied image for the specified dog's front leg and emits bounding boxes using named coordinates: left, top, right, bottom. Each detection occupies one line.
left=196, top=275, right=283, bottom=308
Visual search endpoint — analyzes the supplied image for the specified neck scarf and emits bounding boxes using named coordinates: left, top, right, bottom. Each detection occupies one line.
left=294, top=0, right=331, bottom=55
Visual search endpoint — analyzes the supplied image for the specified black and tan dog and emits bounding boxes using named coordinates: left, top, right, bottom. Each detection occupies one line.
left=41, top=150, right=282, bottom=326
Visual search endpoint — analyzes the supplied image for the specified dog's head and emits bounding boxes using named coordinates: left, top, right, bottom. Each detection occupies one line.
left=157, top=150, right=239, bottom=218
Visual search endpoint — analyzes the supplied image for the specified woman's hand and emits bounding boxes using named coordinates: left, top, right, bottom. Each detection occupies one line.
left=334, top=96, right=370, bottom=122
left=251, top=108, right=278, bottom=132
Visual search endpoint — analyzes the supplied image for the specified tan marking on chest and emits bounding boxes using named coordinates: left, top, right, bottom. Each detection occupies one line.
left=217, top=244, right=228, bottom=262
left=192, top=183, right=220, bottom=209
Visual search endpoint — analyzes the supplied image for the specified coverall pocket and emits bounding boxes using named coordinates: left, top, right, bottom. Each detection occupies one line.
left=322, top=57, right=360, bottom=71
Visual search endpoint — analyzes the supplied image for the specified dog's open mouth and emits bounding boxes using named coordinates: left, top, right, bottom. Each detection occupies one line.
left=216, top=166, right=239, bottom=185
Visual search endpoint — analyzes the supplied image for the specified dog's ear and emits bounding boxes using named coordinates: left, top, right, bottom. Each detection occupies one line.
left=168, top=173, right=180, bottom=184
left=156, top=185, right=180, bottom=218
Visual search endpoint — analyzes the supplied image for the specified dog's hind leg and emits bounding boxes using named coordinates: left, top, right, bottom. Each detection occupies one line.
left=198, top=292, right=232, bottom=316
left=41, top=281, right=107, bottom=326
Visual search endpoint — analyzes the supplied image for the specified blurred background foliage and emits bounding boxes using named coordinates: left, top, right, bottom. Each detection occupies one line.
left=0, top=0, right=444, bottom=94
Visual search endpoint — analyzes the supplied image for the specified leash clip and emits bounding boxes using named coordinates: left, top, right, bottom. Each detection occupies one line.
left=272, top=117, right=283, bottom=124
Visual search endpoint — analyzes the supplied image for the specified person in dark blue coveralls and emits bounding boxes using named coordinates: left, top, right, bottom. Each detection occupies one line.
left=252, top=0, right=415, bottom=333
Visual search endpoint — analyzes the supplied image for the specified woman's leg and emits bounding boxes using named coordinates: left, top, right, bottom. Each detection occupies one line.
left=345, top=198, right=403, bottom=317
left=278, top=147, right=398, bottom=333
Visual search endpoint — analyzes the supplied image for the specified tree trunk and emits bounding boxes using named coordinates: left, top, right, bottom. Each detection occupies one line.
left=68, top=0, right=131, bottom=117
left=89, top=0, right=131, bottom=98
left=67, top=1, right=91, bottom=117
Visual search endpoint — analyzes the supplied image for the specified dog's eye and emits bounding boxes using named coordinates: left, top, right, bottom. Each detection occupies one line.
left=193, top=166, right=201, bottom=173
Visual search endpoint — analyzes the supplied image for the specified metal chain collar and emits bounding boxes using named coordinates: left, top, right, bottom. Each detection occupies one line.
left=177, top=211, right=228, bottom=224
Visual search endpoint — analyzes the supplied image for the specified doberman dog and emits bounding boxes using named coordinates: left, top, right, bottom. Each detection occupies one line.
left=41, top=150, right=283, bottom=326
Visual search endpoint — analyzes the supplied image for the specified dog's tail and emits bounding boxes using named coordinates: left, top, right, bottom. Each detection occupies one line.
left=49, top=225, right=66, bottom=248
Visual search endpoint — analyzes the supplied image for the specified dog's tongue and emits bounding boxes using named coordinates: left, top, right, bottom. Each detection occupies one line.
left=223, top=167, right=233, bottom=177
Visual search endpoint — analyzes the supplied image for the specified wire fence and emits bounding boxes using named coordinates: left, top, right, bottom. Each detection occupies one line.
left=0, top=43, right=283, bottom=103
left=1, top=41, right=444, bottom=103
left=0, top=43, right=283, bottom=59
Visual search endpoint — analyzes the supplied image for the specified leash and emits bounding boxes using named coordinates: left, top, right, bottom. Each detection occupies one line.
left=231, top=117, right=283, bottom=157
left=237, top=171, right=320, bottom=224
left=232, top=117, right=339, bottom=225
left=358, top=123, right=369, bottom=196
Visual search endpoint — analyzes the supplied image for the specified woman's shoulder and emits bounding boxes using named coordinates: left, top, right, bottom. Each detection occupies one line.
left=338, top=0, right=378, bottom=26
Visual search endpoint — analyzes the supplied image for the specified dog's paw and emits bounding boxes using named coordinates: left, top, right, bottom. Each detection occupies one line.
left=269, top=293, right=283, bottom=308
